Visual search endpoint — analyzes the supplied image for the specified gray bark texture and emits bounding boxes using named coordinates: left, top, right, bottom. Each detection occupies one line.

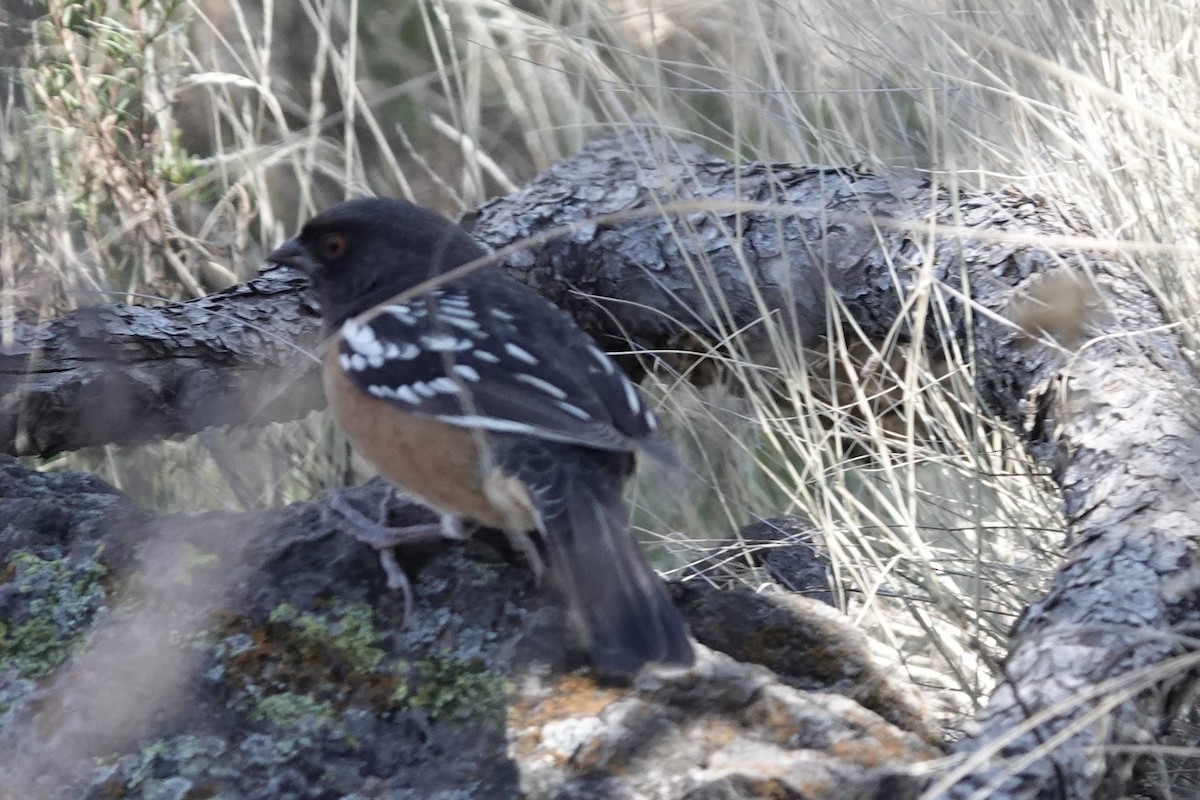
left=0, top=272, right=322, bottom=457
left=3, top=128, right=1197, bottom=798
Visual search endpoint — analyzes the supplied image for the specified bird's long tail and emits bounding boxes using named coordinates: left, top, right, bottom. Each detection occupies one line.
left=498, top=440, right=694, bottom=673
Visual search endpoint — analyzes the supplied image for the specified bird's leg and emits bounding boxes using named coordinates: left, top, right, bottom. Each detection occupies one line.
left=323, top=491, right=460, bottom=618
left=439, top=514, right=469, bottom=540
left=329, top=491, right=448, bottom=548
left=373, top=548, right=414, bottom=619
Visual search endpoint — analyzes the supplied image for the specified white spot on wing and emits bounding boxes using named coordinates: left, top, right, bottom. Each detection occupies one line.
left=555, top=400, right=592, bottom=421
left=342, top=319, right=383, bottom=358
left=588, top=345, right=615, bottom=374
left=645, top=411, right=659, bottom=430
left=622, top=378, right=641, bottom=414
left=453, top=364, right=480, bottom=382
left=428, top=377, right=460, bottom=394
left=385, top=306, right=418, bottom=325
left=411, top=381, right=437, bottom=398
left=367, top=384, right=420, bottom=405
left=490, top=308, right=515, bottom=322
left=472, top=349, right=500, bottom=364
left=442, top=315, right=480, bottom=331
left=516, top=373, right=567, bottom=399
left=420, top=333, right=470, bottom=352
left=436, top=415, right=540, bottom=436
left=437, top=296, right=473, bottom=311
left=384, top=342, right=420, bottom=360
left=349, top=353, right=368, bottom=372
left=338, top=354, right=353, bottom=372
left=504, top=343, right=538, bottom=365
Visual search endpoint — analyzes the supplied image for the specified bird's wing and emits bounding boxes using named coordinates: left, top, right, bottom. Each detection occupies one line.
left=334, top=278, right=673, bottom=461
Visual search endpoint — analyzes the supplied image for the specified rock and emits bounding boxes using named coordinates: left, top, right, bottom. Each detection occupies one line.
left=0, top=458, right=939, bottom=798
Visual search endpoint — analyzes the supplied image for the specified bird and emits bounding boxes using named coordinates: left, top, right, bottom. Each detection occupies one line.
left=268, top=197, right=694, bottom=673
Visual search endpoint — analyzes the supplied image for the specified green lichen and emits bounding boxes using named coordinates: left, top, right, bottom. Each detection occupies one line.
left=252, top=691, right=339, bottom=730
left=404, top=655, right=509, bottom=725
left=0, top=548, right=107, bottom=678
left=268, top=601, right=385, bottom=673
left=222, top=599, right=506, bottom=735
left=248, top=691, right=343, bottom=760
left=0, top=617, right=65, bottom=678
left=220, top=600, right=395, bottom=737
left=87, top=732, right=265, bottom=798
left=122, top=734, right=230, bottom=792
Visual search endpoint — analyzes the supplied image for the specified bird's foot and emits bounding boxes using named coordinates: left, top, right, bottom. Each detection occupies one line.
left=324, top=492, right=459, bottom=618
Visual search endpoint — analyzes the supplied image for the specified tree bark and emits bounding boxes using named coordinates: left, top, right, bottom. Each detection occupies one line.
left=3, top=127, right=1197, bottom=799
left=0, top=272, right=322, bottom=456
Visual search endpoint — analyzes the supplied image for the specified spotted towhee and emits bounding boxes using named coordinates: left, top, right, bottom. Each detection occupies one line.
left=268, top=197, right=694, bottom=672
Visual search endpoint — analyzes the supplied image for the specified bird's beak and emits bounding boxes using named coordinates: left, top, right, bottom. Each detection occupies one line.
left=267, top=238, right=319, bottom=275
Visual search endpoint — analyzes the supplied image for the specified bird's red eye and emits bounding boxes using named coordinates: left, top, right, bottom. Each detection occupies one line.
left=319, top=233, right=347, bottom=260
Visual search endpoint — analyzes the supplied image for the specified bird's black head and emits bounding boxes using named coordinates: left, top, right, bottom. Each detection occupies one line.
left=268, top=197, right=488, bottom=329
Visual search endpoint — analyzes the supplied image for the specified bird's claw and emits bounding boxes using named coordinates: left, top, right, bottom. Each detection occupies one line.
left=323, top=491, right=454, bottom=618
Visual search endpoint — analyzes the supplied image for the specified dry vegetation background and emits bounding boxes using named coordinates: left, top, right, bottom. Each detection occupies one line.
left=1, top=0, right=1198, bottom=758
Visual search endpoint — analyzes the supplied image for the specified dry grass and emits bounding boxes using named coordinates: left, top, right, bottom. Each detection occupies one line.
left=3, top=0, right=1199, bottom=784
